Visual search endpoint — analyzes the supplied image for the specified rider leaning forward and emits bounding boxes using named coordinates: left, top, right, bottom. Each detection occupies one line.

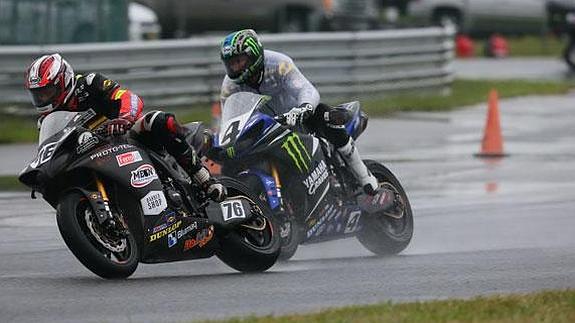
left=219, top=29, right=379, bottom=195
left=24, top=53, right=226, bottom=202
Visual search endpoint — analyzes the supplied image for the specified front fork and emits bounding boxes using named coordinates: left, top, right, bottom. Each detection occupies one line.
left=93, top=174, right=125, bottom=233
left=270, top=163, right=296, bottom=240
left=270, top=163, right=284, bottom=212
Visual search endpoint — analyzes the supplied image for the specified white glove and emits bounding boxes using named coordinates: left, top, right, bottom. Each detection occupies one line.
left=284, top=103, right=314, bottom=127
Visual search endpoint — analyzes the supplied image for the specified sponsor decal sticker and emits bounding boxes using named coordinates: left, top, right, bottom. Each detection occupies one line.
left=183, top=226, right=214, bottom=251
left=149, top=220, right=181, bottom=242
left=167, top=222, right=199, bottom=248
left=140, top=190, right=167, bottom=215
left=152, top=222, right=168, bottom=234
left=344, top=210, right=362, bottom=234
left=177, top=222, right=198, bottom=239
left=306, top=204, right=333, bottom=238
left=302, top=160, right=329, bottom=195
left=131, top=164, right=158, bottom=188
left=89, top=144, right=132, bottom=160
left=116, top=151, right=142, bottom=167
left=168, top=232, right=178, bottom=248
left=281, top=133, right=311, bottom=173
left=76, top=132, right=99, bottom=154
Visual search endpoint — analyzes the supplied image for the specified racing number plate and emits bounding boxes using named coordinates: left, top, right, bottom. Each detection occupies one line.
left=220, top=200, right=246, bottom=221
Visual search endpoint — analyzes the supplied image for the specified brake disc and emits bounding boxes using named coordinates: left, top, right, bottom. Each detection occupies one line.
left=84, top=208, right=127, bottom=253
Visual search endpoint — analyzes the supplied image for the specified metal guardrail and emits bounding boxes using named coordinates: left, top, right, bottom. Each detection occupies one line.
left=0, top=27, right=454, bottom=109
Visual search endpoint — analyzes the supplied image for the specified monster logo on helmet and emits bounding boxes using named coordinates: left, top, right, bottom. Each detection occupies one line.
left=220, top=29, right=265, bottom=87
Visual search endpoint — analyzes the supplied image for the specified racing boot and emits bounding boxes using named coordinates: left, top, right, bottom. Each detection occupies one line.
left=337, top=138, right=378, bottom=195
left=173, top=142, right=227, bottom=203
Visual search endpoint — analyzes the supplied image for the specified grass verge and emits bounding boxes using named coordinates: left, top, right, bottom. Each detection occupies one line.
left=362, top=79, right=573, bottom=116
left=0, top=176, right=26, bottom=191
left=0, top=116, right=38, bottom=143
left=0, top=79, right=572, bottom=144
left=205, top=289, right=575, bottom=323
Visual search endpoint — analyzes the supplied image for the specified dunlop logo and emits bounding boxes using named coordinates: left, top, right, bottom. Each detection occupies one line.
left=149, top=220, right=182, bottom=242
left=281, top=133, right=311, bottom=173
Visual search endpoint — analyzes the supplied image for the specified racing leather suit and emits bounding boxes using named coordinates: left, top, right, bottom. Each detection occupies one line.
left=44, top=73, right=225, bottom=201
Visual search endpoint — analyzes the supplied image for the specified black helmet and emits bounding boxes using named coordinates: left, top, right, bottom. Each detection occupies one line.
left=220, top=29, right=264, bottom=86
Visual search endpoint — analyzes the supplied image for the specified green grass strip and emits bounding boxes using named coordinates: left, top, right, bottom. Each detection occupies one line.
left=203, top=289, right=575, bottom=323
left=362, top=79, right=573, bottom=116
left=0, top=175, right=26, bottom=191
left=0, top=116, right=38, bottom=143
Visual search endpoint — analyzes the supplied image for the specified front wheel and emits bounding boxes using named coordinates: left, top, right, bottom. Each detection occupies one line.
left=216, top=178, right=280, bottom=272
left=356, top=160, right=413, bottom=256
left=57, top=191, right=139, bottom=279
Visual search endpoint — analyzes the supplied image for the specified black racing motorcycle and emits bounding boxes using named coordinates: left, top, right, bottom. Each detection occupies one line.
left=19, top=109, right=280, bottom=279
left=205, top=92, right=413, bottom=260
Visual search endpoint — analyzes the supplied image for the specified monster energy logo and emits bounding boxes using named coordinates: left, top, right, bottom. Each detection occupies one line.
left=245, top=38, right=261, bottom=55
left=226, top=147, right=235, bottom=159
left=281, top=133, right=311, bottom=173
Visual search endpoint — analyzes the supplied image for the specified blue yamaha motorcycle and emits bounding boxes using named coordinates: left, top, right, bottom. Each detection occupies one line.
left=203, top=92, right=413, bottom=260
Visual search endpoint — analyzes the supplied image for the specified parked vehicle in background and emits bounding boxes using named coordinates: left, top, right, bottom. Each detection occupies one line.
left=547, top=0, right=575, bottom=70
left=0, top=0, right=159, bottom=45
left=135, top=0, right=379, bottom=38
left=407, top=0, right=546, bottom=35
left=128, top=2, right=161, bottom=41
left=0, top=0, right=128, bottom=44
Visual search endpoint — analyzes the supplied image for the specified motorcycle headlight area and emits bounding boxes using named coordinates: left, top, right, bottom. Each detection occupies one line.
left=234, top=120, right=264, bottom=155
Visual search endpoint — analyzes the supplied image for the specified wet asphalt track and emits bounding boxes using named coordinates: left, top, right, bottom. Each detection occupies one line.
left=1, top=94, right=575, bottom=322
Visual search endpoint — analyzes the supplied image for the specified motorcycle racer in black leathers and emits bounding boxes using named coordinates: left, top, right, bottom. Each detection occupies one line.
left=25, top=53, right=226, bottom=201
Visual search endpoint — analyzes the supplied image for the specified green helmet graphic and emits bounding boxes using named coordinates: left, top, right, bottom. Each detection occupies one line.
left=220, top=29, right=264, bottom=86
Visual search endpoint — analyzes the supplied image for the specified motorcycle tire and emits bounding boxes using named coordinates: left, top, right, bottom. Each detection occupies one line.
left=216, top=177, right=281, bottom=272
left=57, top=191, right=139, bottom=279
left=356, top=160, right=414, bottom=256
left=239, top=174, right=300, bottom=261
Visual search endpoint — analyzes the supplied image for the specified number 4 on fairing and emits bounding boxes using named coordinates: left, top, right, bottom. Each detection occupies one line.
left=220, top=200, right=246, bottom=221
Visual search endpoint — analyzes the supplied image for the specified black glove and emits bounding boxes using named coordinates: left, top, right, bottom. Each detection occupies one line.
left=104, top=118, right=133, bottom=136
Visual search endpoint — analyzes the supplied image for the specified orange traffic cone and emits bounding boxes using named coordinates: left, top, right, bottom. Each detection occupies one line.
left=475, top=89, right=507, bottom=158
left=211, top=101, right=222, bottom=132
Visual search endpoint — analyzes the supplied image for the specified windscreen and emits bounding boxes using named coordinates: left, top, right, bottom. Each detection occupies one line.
left=221, top=92, right=270, bottom=125
left=38, top=111, right=78, bottom=145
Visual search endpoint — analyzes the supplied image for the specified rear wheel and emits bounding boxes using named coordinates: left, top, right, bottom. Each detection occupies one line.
left=57, top=191, right=139, bottom=279
left=356, top=160, right=413, bottom=256
left=216, top=178, right=280, bottom=272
